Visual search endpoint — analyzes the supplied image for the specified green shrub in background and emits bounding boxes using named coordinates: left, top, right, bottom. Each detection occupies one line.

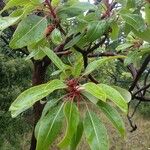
left=0, top=53, right=32, bottom=149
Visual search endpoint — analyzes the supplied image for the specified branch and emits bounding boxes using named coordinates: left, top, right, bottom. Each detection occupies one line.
left=86, top=36, right=107, bottom=54
left=134, top=96, right=150, bottom=102
left=143, top=69, right=150, bottom=95
left=133, top=83, right=150, bottom=97
left=45, top=0, right=57, bottom=19
left=127, top=114, right=137, bottom=132
left=54, top=35, right=73, bottom=52
left=129, top=54, right=150, bottom=92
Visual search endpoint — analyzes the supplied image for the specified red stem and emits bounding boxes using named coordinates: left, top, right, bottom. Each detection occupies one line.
left=45, top=0, right=57, bottom=19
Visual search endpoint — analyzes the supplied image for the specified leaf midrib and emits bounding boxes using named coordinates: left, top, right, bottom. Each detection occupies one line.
left=38, top=102, right=64, bottom=148
left=87, top=110, right=101, bottom=149
left=16, top=17, right=46, bottom=44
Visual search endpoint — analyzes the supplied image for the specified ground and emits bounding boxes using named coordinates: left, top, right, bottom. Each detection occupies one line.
left=1, top=106, right=150, bottom=150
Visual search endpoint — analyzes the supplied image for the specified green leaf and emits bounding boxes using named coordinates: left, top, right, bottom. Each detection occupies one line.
left=70, top=121, right=84, bottom=150
left=116, top=43, right=133, bottom=51
left=82, top=82, right=106, bottom=102
left=32, top=0, right=45, bottom=4
left=41, top=98, right=61, bottom=119
left=10, top=15, right=47, bottom=49
left=113, top=86, right=131, bottom=103
left=124, top=51, right=141, bottom=66
left=81, top=91, right=99, bottom=104
left=26, top=39, right=49, bottom=60
left=25, top=49, right=45, bottom=60
left=145, top=3, right=150, bottom=25
left=86, top=20, right=108, bottom=42
left=98, top=84, right=128, bottom=113
left=72, top=56, right=83, bottom=77
left=10, top=9, right=23, bottom=17
left=57, top=2, right=96, bottom=18
left=35, top=103, right=64, bottom=150
left=42, top=47, right=68, bottom=71
left=121, top=14, right=145, bottom=31
left=83, top=55, right=126, bottom=76
left=84, top=111, right=109, bottom=150
left=64, top=34, right=84, bottom=49
left=0, top=16, right=20, bottom=31
left=126, top=0, right=136, bottom=9
left=50, top=70, right=62, bottom=76
left=51, top=28, right=62, bottom=45
left=110, top=22, right=119, bottom=40
left=133, top=28, right=150, bottom=43
left=9, top=79, right=67, bottom=118
left=0, top=0, right=29, bottom=13
left=58, top=101, right=79, bottom=148
left=52, top=0, right=60, bottom=6
left=97, top=101, right=125, bottom=137
left=23, top=3, right=38, bottom=17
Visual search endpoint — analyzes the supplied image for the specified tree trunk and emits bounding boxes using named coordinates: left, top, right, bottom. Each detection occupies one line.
left=30, top=60, right=48, bottom=150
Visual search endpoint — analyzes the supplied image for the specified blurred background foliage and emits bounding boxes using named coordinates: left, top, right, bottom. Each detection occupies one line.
left=0, top=32, right=33, bottom=149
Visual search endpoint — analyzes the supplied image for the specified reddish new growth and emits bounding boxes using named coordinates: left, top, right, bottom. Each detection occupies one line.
left=66, top=79, right=82, bottom=105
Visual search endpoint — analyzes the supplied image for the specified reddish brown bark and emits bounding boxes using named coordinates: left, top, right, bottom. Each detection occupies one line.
left=30, top=60, right=48, bottom=150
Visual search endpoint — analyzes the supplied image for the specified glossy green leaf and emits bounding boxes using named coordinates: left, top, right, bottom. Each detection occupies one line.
left=42, top=47, right=68, bottom=71
left=58, top=101, right=79, bottom=148
left=0, top=16, right=20, bottom=31
left=23, top=3, right=38, bottom=17
left=57, top=2, right=96, bottom=18
left=64, top=34, right=83, bottom=49
left=41, top=98, right=61, bottom=119
left=126, top=0, right=136, bottom=9
left=0, top=0, right=29, bottom=13
left=86, top=20, right=108, bottom=42
left=10, top=9, right=23, bottom=17
left=52, top=0, right=60, bottom=6
left=25, top=49, right=45, bottom=60
left=26, top=39, right=49, bottom=60
left=97, top=101, right=125, bottom=137
left=110, top=22, right=119, bottom=40
left=32, top=0, right=45, bottom=4
left=51, top=70, right=62, bottom=76
left=72, top=57, right=83, bottom=77
left=121, top=14, right=145, bottom=31
left=98, top=84, right=128, bottom=113
left=84, top=111, right=109, bottom=150
left=133, top=28, right=150, bottom=43
left=35, top=103, right=64, bottom=150
left=70, top=121, right=84, bottom=150
left=113, top=86, right=131, bottom=103
left=124, top=51, right=141, bottom=66
left=81, top=91, right=99, bottom=104
left=83, top=56, right=126, bottom=76
left=51, top=29, right=62, bottom=45
left=116, top=43, right=133, bottom=51
left=9, top=79, right=67, bottom=118
left=10, top=15, right=47, bottom=49
left=82, top=82, right=106, bottom=102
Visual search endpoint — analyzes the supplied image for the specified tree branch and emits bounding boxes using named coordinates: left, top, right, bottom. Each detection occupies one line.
left=133, top=83, right=150, bottom=97
left=129, top=54, right=150, bottom=92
